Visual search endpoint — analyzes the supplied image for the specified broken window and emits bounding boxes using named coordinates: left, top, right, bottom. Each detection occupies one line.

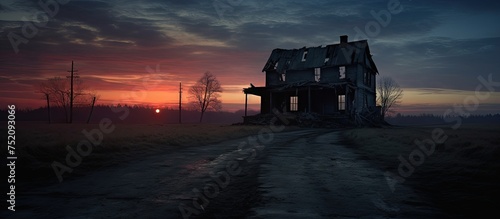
left=290, top=96, right=298, bottom=111
left=338, top=95, right=345, bottom=111
left=324, top=57, right=330, bottom=64
left=314, top=68, right=321, bottom=82
left=301, top=51, right=308, bottom=62
left=339, top=66, right=346, bottom=79
left=364, top=72, right=371, bottom=85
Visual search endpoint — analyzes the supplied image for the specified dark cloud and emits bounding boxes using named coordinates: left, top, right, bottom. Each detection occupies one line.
left=373, top=36, right=500, bottom=90
left=54, top=1, right=173, bottom=47
left=420, top=0, right=500, bottom=13
left=0, top=3, right=7, bottom=11
left=166, top=12, right=233, bottom=42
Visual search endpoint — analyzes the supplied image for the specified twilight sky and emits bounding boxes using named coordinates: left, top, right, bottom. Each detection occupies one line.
left=1, top=0, right=500, bottom=114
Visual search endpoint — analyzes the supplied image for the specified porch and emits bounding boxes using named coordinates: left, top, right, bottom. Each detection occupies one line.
left=243, top=81, right=357, bottom=117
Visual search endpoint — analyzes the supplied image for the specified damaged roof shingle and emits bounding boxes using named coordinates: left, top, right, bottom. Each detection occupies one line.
left=262, top=40, right=378, bottom=74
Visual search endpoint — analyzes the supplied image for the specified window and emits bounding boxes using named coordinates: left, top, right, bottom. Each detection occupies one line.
left=290, top=96, right=298, bottom=111
left=324, top=57, right=330, bottom=64
left=301, top=51, right=308, bottom=62
left=281, top=73, right=286, bottom=81
left=364, top=72, right=370, bottom=85
left=314, top=68, right=321, bottom=82
left=339, top=66, right=346, bottom=79
left=338, top=95, right=345, bottom=111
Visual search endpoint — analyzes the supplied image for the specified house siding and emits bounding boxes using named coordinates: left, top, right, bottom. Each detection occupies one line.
left=266, top=70, right=280, bottom=86
left=286, top=69, right=314, bottom=83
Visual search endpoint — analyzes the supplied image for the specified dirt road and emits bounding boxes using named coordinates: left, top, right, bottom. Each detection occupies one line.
left=4, top=129, right=446, bottom=218
left=250, top=130, right=446, bottom=218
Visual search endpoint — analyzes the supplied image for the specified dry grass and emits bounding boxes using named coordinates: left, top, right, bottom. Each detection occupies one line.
left=342, top=124, right=500, bottom=217
left=1, top=122, right=271, bottom=182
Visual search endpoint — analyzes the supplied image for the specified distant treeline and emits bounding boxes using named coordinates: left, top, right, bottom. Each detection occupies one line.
left=0, top=105, right=260, bottom=124
left=2, top=106, right=499, bottom=126
left=386, top=113, right=500, bottom=126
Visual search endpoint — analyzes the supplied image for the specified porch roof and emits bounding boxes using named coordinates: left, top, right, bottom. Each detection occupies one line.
left=244, top=81, right=356, bottom=96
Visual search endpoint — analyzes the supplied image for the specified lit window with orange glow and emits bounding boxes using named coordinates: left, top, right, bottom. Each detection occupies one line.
left=290, top=96, right=298, bottom=111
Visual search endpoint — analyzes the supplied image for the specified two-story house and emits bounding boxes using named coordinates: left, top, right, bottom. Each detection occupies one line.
left=244, top=35, right=379, bottom=123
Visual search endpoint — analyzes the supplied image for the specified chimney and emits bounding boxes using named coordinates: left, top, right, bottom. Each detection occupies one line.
left=340, top=35, right=348, bottom=44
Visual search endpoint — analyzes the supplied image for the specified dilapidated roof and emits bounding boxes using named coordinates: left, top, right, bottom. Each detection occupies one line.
left=262, top=40, right=378, bottom=74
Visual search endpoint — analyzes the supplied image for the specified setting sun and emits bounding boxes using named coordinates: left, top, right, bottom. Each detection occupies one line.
left=155, top=109, right=160, bottom=113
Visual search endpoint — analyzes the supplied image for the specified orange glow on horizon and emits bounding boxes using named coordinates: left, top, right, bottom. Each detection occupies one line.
left=93, top=84, right=261, bottom=109
left=3, top=81, right=499, bottom=114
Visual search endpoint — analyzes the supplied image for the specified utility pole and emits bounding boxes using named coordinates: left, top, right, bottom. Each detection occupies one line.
left=66, top=61, right=79, bottom=123
left=179, top=82, right=182, bottom=124
left=87, top=96, right=96, bottom=124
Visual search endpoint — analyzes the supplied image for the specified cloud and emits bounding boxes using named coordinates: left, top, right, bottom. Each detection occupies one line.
left=1, top=0, right=499, bottom=111
left=372, top=36, right=500, bottom=90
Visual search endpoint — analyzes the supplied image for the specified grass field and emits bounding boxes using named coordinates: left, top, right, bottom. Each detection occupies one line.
left=342, top=124, right=500, bottom=217
left=3, top=121, right=499, bottom=217
left=2, top=122, right=270, bottom=183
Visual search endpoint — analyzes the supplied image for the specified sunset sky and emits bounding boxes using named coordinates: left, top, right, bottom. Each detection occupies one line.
left=1, top=0, right=499, bottom=114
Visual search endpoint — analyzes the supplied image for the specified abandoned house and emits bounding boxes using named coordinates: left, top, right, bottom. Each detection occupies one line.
left=243, top=35, right=380, bottom=125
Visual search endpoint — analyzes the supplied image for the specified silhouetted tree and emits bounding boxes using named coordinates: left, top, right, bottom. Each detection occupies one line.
left=189, top=71, right=222, bottom=122
left=377, top=76, right=403, bottom=119
left=37, top=76, right=88, bottom=123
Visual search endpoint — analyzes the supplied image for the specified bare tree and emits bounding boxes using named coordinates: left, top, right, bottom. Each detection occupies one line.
left=37, top=76, right=89, bottom=123
left=377, top=76, right=403, bottom=119
left=189, top=71, right=222, bottom=122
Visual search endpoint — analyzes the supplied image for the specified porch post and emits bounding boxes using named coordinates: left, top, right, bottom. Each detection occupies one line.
left=308, top=86, right=311, bottom=113
left=244, top=93, right=248, bottom=117
left=269, top=92, right=273, bottom=113
left=345, top=85, right=349, bottom=113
